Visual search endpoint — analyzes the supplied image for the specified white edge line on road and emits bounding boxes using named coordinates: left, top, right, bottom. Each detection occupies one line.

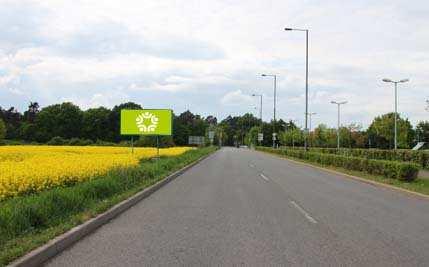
left=290, top=201, right=318, bottom=224
left=260, top=173, right=270, bottom=181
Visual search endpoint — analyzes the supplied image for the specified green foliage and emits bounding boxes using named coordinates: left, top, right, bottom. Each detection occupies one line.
left=258, top=147, right=420, bottom=181
left=135, top=136, right=175, bottom=147
left=218, top=113, right=261, bottom=146
left=173, top=110, right=209, bottom=146
left=47, top=136, right=67, bottom=146
left=35, top=102, right=84, bottom=142
left=82, top=107, right=112, bottom=141
left=367, top=113, right=414, bottom=149
left=0, top=119, right=5, bottom=141
left=67, top=138, right=94, bottom=146
left=415, top=121, right=429, bottom=143
left=246, top=126, right=261, bottom=146
left=284, top=147, right=429, bottom=170
left=279, top=127, right=304, bottom=147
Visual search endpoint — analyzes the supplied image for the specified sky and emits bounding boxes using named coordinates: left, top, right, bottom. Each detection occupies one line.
left=0, top=0, right=428, bottom=128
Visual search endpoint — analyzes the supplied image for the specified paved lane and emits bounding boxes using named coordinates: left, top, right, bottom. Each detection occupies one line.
left=47, top=148, right=429, bottom=266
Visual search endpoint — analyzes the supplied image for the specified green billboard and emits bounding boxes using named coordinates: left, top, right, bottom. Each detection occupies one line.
left=120, top=109, right=172, bottom=135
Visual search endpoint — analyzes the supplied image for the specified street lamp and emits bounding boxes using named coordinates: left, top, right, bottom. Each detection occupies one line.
left=330, top=101, right=347, bottom=149
left=382, top=78, right=409, bottom=150
left=261, top=74, right=277, bottom=148
left=285, top=27, right=309, bottom=150
left=251, top=94, right=263, bottom=122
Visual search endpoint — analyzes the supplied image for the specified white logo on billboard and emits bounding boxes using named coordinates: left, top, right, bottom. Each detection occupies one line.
left=136, top=112, right=159, bottom=132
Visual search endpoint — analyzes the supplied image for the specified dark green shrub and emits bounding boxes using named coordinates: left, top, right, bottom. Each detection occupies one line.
left=257, top=147, right=419, bottom=181
left=68, top=137, right=82, bottom=146
left=47, top=136, right=67, bottom=146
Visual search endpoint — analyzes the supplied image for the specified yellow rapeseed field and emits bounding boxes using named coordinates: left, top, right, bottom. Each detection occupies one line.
left=0, top=146, right=192, bottom=200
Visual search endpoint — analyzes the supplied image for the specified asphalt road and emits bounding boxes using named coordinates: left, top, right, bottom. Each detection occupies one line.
left=47, top=148, right=429, bottom=266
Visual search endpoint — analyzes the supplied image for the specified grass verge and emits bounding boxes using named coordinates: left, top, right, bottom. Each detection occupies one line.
left=0, top=146, right=217, bottom=266
left=258, top=148, right=429, bottom=196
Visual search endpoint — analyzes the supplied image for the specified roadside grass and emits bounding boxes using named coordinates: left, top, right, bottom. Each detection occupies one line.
left=259, top=149, right=429, bottom=196
left=0, top=146, right=216, bottom=266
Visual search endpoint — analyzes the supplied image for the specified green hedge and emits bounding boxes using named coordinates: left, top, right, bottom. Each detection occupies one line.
left=280, top=147, right=429, bottom=170
left=258, top=147, right=420, bottom=181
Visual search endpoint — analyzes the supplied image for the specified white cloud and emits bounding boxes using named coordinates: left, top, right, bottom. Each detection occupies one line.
left=0, top=0, right=428, bottom=127
left=221, top=90, right=253, bottom=106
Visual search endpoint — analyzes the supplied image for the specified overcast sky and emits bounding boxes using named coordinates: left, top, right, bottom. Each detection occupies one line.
left=0, top=0, right=428, bottom=128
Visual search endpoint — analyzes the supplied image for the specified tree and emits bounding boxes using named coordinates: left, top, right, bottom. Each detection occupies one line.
left=205, top=115, right=217, bottom=125
left=108, top=102, right=142, bottom=142
left=18, top=102, right=41, bottom=141
left=35, top=102, right=83, bottom=142
left=313, top=124, right=329, bottom=147
left=246, top=126, right=261, bottom=146
left=367, top=113, right=414, bottom=149
left=82, top=107, right=112, bottom=141
left=23, top=102, right=39, bottom=123
left=416, top=121, right=429, bottom=143
left=0, top=107, right=23, bottom=139
left=279, top=127, right=303, bottom=147
left=0, top=118, right=6, bottom=141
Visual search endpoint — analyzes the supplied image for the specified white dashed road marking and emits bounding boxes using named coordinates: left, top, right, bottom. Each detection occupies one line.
left=260, top=173, right=270, bottom=182
left=290, top=200, right=318, bottom=224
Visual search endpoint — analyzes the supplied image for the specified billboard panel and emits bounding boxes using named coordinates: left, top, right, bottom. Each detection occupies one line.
left=120, top=109, right=172, bottom=135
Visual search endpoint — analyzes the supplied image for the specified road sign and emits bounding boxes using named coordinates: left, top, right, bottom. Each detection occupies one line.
left=120, top=109, right=172, bottom=135
left=189, top=136, right=205, bottom=145
left=272, top=132, right=277, bottom=141
left=258, top=133, right=263, bottom=141
left=208, top=131, right=215, bottom=139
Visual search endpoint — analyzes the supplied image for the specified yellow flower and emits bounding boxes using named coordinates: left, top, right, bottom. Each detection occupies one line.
left=0, top=146, right=191, bottom=200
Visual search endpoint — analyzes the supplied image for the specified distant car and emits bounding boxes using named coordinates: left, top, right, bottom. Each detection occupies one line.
left=239, top=145, right=248, bottom=149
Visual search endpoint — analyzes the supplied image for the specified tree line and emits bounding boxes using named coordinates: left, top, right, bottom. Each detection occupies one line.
left=0, top=101, right=427, bottom=149
left=0, top=102, right=213, bottom=147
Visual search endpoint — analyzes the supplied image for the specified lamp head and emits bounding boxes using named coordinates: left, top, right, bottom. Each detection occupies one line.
left=383, top=78, right=393, bottom=83
left=284, top=27, right=293, bottom=31
left=399, top=79, right=409, bottom=83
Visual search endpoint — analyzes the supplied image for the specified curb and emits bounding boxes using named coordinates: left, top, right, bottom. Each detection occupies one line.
left=9, top=150, right=217, bottom=267
left=257, top=150, right=429, bottom=200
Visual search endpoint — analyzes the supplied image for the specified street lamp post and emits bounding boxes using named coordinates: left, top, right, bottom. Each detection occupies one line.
left=285, top=27, right=309, bottom=150
left=382, top=78, right=409, bottom=150
left=330, top=101, right=347, bottom=149
left=261, top=74, right=277, bottom=148
left=307, top=112, right=316, bottom=147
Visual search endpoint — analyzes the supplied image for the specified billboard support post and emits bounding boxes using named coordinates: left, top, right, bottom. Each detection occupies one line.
left=120, top=109, right=173, bottom=170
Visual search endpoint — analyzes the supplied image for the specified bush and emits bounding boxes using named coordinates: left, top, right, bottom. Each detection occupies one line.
left=281, top=146, right=429, bottom=170
left=258, top=147, right=420, bottom=181
left=47, top=136, right=66, bottom=146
